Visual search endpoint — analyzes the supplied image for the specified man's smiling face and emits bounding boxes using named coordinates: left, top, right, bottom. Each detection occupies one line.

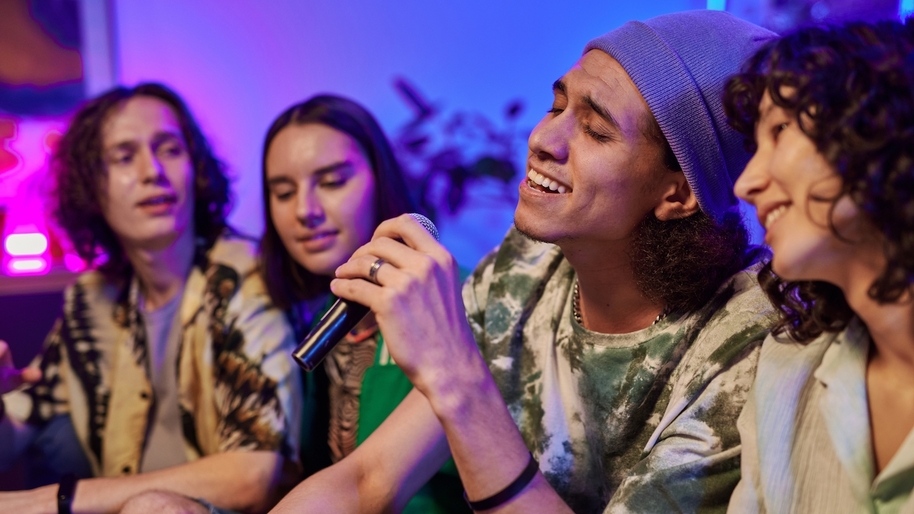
left=515, top=50, right=672, bottom=247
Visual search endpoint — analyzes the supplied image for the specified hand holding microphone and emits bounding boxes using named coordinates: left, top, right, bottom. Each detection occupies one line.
left=292, top=213, right=439, bottom=372
left=295, top=212, right=479, bottom=396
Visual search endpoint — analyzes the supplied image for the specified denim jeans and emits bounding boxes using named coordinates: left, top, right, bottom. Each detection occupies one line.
left=25, top=414, right=93, bottom=488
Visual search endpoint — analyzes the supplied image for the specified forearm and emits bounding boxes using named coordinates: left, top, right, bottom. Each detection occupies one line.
left=270, top=456, right=367, bottom=513
left=423, top=353, right=572, bottom=513
left=3, top=450, right=284, bottom=514
left=273, top=389, right=452, bottom=514
left=327, top=217, right=571, bottom=512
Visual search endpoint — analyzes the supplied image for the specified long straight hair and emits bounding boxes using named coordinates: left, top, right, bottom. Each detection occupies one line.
left=259, top=95, right=418, bottom=310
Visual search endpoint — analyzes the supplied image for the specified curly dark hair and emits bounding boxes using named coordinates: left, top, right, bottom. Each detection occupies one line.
left=628, top=111, right=752, bottom=314
left=723, top=20, right=914, bottom=342
left=53, top=83, right=232, bottom=283
left=630, top=209, right=751, bottom=314
left=260, top=94, right=418, bottom=310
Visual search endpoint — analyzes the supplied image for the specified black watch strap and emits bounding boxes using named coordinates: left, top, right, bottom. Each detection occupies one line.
left=57, top=473, right=78, bottom=514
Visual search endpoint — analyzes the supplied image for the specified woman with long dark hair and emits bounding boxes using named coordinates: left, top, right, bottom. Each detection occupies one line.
left=260, top=94, right=467, bottom=513
left=724, top=19, right=914, bottom=512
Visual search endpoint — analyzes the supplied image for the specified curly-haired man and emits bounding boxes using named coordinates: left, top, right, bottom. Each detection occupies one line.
left=0, top=83, right=301, bottom=513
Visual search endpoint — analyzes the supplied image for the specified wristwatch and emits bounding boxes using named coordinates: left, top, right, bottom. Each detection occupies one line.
left=57, top=474, right=77, bottom=514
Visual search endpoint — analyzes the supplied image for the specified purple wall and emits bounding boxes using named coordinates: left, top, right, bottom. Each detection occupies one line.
left=112, top=0, right=710, bottom=268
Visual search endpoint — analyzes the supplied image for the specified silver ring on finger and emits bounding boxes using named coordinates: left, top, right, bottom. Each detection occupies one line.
left=368, top=258, right=386, bottom=285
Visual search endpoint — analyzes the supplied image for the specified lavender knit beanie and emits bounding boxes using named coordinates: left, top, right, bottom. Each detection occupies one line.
left=585, top=10, right=776, bottom=221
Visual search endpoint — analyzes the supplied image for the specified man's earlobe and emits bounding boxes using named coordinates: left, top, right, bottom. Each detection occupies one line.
left=654, top=176, right=700, bottom=221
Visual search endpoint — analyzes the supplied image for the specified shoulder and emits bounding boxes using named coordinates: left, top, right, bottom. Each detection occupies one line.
left=61, top=270, right=122, bottom=318
left=747, top=331, right=833, bottom=435
left=716, top=257, right=774, bottom=318
left=664, top=259, right=777, bottom=402
left=467, top=228, right=563, bottom=295
left=67, top=269, right=115, bottom=296
left=693, top=257, right=776, bottom=352
left=490, top=226, right=563, bottom=276
left=748, top=330, right=835, bottom=459
left=204, top=233, right=260, bottom=278
left=463, top=245, right=499, bottom=301
left=754, top=330, right=834, bottom=395
left=462, top=227, right=564, bottom=319
left=200, top=236, right=295, bottom=353
left=198, top=234, right=272, bottom=301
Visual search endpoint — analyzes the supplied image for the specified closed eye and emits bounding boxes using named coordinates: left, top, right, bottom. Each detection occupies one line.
left=268, top=180, right=296, bottom=201
left=319, top=177, right=347, bottom=189
left=158, top=142, right=186, bottom=159
left=584, top=124, right=612, bottom=143
left=108, top=150, right=135, bottom=166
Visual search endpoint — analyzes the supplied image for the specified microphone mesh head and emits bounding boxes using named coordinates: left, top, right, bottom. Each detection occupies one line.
left=408, top=213, right=439, bottom=241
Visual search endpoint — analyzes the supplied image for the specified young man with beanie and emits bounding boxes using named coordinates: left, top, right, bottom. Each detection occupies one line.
left=272, top=10, right=776, bottom=513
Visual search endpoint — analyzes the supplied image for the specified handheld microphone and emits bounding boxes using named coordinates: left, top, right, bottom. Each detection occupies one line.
left=292, top=213, right=439, bottom=372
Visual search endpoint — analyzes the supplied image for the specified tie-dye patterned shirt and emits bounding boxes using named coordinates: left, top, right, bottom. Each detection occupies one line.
left=4, top=236, right=301, bottom=477
left=463, top=228, right=775, bottom=513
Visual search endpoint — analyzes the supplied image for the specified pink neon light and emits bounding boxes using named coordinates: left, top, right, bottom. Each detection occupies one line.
left=63, top=253, right=87, bottom=272
left=4, top=232, right=48, bottom=256
left=0, top=118, right=20, bottom=175
left=8, top=257, right=48, bottom=273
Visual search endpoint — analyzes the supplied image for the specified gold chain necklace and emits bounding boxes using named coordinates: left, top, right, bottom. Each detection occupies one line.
left=572, top=279, right=669, bottom=327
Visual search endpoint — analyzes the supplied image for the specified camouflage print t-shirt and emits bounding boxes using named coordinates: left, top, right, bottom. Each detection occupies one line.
left=462, top=228, right=775, bottom=514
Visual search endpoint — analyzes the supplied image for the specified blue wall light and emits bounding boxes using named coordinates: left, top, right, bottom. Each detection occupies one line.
left=707, top=0, right=726, bottom=10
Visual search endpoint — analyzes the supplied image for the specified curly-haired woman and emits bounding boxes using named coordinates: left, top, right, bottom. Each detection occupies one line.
left=724, top=20, right=914, bottom=512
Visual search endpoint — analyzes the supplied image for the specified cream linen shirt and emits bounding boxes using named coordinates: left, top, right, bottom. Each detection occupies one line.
left=729, top=318, right=914, bottom=514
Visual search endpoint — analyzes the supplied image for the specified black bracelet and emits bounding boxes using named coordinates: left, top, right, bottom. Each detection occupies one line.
left=57, top=473, right=78, bottom=514
left=463, top=452, right=539, bottom=511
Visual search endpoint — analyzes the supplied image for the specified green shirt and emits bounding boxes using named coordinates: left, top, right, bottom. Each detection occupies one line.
left=295, top=304, right=469, bottom=514
left=463, top=228, right=775, bottom=513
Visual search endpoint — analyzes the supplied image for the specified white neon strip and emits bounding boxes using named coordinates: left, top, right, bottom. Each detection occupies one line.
left=4, top=232, right=49, bottom=256
left=707, top=0, right=727, bottom=10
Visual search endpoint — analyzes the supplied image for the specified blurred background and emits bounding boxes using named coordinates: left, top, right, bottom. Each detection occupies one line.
left=0, top=0, right=907, bottom=366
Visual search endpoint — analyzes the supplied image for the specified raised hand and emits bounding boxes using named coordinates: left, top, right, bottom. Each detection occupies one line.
left=330, top=214, right=482, bottom=397
left=331, top=215, right=568, bottom=513
left=0, top=340, right=42, bottom=396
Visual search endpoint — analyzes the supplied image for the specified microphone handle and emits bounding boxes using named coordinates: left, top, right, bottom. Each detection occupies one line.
left=292, top=298, right=371, bottom=371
